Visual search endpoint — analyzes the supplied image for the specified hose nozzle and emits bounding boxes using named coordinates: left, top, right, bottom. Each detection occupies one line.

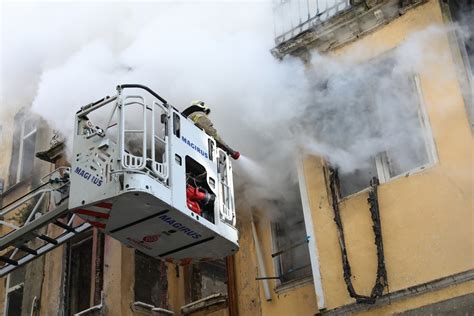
left=231, top=151, right=240, bottom=160
left=216, top=140, right=240, bottom=160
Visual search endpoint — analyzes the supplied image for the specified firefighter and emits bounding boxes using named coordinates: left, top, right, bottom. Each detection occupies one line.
left=182, top=100, right=240, bottom=160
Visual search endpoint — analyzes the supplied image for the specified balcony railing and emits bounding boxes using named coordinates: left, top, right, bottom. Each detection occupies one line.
left=273, top=0, right=351, bottom=44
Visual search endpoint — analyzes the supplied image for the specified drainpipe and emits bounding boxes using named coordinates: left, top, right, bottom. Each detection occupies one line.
left=251, top=217, right=272, bottom=301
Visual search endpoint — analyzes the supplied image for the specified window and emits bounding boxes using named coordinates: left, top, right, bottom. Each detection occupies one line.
left=336, top=63, right=436, bottom=198
left=134, top=250, right=168, bottom=309
left=66, top=236, right=93, bottom=315
left=185, top=259, right=228, bottom=303
left=448, top=0, right=473, bottom=75
left=446, top=0, right=474, bottom=132
left=3, top=265, right=25, bottom=315
left=65, top=232, right=104, bottom=316
left=271, top=184, right=312, bottom=285
left=8, top=112, right=37, bottom=186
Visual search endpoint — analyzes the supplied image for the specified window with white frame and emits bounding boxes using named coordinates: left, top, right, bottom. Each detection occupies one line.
left=338, top=69, right=436, bottom=198
left=17, top=117, right=37, bottom=183
left=270, top=183, right=312, bottom=285
left=8, top=113, right=37, bottom=186
left=3, top=265, right=25, bottom=315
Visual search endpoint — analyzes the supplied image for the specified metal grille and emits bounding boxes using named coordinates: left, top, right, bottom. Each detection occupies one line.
left=273, top=0, right=351, bottom=44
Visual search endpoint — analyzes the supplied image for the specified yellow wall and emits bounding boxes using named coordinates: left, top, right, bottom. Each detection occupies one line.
left=233, top=211, right=317, bottom=316
left=233, top=3, right=473, bottom=314
left=303, top=0, right=473, bottom=311
left=357, top=280, right=474, bottom=315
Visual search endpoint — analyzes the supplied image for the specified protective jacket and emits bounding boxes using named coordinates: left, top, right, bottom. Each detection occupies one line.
left=187, top=111, right=226, bottom=146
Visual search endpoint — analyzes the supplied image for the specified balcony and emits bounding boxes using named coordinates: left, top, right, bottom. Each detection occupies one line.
left=271, top=0, right=426, bottom=58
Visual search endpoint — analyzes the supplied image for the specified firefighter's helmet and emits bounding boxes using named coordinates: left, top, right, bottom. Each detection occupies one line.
left=190, top=100, right=210, bottom=114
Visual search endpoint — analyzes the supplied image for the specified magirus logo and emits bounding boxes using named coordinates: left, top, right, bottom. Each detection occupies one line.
left=181, top=136, right=208, bottom=159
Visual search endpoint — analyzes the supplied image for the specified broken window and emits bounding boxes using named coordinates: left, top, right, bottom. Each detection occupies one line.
left=271, top=184, right=312, bottom=285
left=8, top=111, right=37, bottom=187
left=134, top=250, right=168, bottom=308
left=3, top=265, right=25, bottom=315
left=334, top=60, right=436, bottom=198
left=185, top=259, right=228, bottom=303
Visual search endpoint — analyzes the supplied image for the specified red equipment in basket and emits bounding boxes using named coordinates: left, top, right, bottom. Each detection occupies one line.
left=186, top=184, right=214, bottom=216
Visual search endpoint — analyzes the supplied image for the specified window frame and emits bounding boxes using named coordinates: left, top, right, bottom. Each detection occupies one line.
left=133, top=250, right=169, bottom=310
left=65, top=230, right=104, bottom=316
left=443, top=0, right=474, bottom=133
left=7, top=111, right=38, bottom=188
left=339, top=74, right=438, bottom=200
left=184, top=258, right=229, bottom=304
left=376, top=75, right=437, bottom=182
left=268, top=180, right=313, bottom=289
left=270, top=221, right=313, bottom=289
left=16, top=118, right=37, bottom=184
left=3, top=267, right=25, bottom=316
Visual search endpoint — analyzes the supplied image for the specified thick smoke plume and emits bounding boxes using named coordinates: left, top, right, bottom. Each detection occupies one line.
left=1, top=2, right=468, bottom=215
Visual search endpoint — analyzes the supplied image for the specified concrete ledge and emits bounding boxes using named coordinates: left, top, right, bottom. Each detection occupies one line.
left=317, top=269, right=474, bottom=315
left=181, top=293, right=228, bottom=315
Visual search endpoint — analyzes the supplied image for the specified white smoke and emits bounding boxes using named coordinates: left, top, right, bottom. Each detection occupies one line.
left=0, top=1, right=462, bottom=213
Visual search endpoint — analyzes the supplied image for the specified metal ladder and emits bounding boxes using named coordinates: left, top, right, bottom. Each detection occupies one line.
left=0, top=168, right=91, bottom=277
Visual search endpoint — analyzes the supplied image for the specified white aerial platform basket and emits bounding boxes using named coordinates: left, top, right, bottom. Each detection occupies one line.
left=69, top=84, right=238, bottom=264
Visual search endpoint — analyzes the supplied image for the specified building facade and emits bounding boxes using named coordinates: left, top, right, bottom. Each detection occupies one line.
left=0, top=0, right=473, bottom=315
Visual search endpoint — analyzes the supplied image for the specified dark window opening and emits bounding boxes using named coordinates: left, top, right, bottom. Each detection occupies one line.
left=446, top=0, right=474, bottom=132
left=6, top=287, right=23, bottom=315
left=271, top=184, right=312, bottom=285
left=65, top=232, right=104, bottom=316
left=134, top=250, right=168, bottom=309
left=449, top=0, right=474, bottom=74
left=339, top=157, right=378, bottom=197
left=66, top=236, right=92, bottom=315
left=185, top=259, right=228, bottom=303
left=4, top=265, right=26, bottom=316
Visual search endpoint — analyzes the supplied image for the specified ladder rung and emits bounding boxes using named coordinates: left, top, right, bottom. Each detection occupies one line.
left=124, top=130, right=144, bottom=133
left=53, top=220, right=76, bottom=233
left=0, top=256, right=18, bottom=266
left=38, top=234, right=59, bottom=245
left=17, top=245, right=38, bottom=255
